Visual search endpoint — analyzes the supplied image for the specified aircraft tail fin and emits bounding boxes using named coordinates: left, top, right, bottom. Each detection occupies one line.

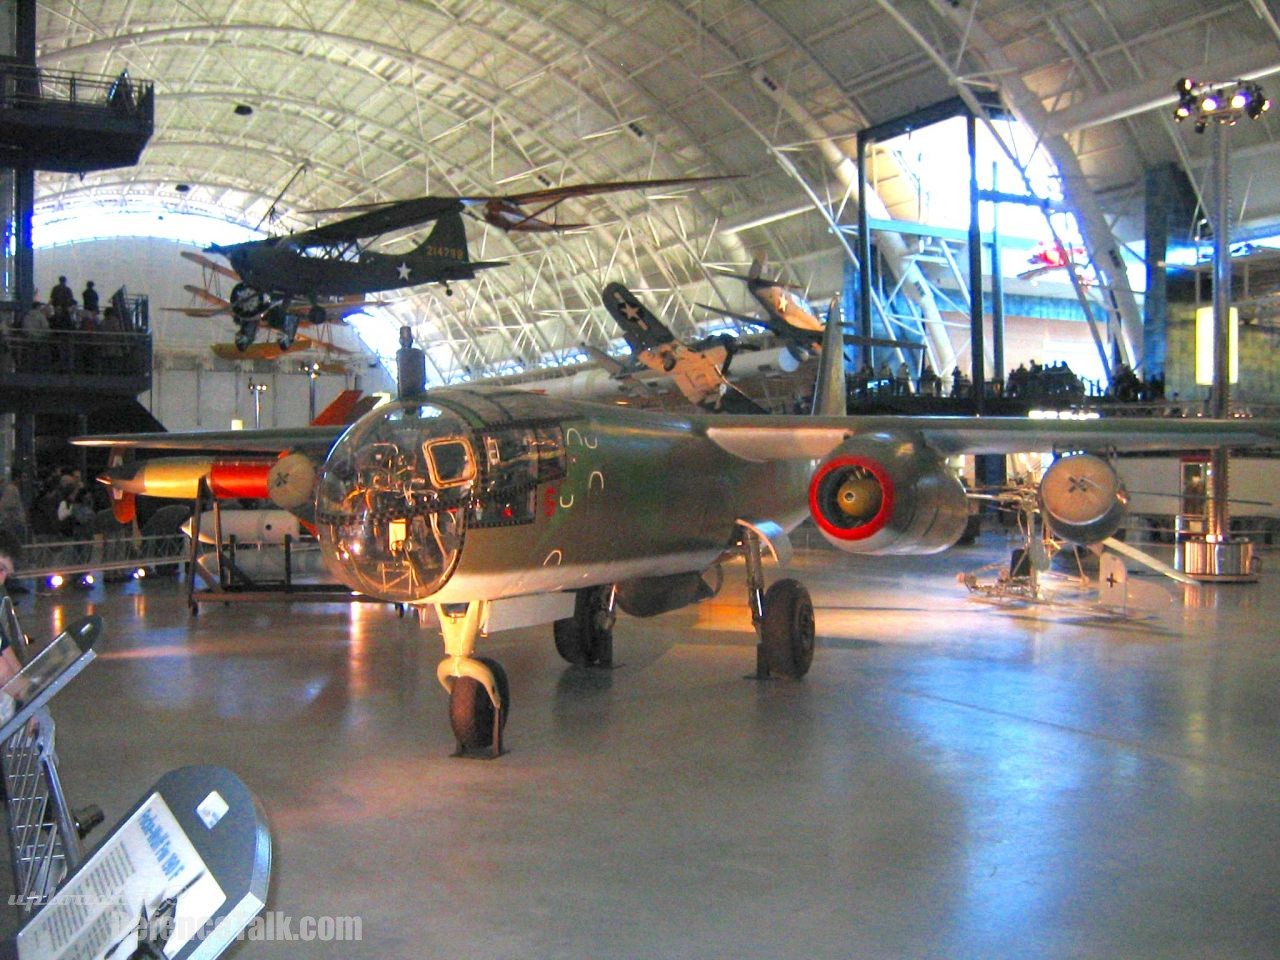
left=601, top=282, right=676, bottom=356
left=410, top=210, right=471, bottom=261
left=310, top=389, right=378, bottom=426
left=811, top=297, right=847, bottom=417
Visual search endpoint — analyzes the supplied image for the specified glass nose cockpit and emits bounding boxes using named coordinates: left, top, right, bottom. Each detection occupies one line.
left=315, top=401, right=475, bottom=603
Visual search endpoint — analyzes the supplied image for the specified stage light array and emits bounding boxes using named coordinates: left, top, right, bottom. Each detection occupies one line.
left=1174, top=78, right=1271, bottom=132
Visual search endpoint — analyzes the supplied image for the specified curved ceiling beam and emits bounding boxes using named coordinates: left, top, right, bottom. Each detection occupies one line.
left=37, top=10, right=766, bottom=372
left=915, top=0, right=1141, bottom=370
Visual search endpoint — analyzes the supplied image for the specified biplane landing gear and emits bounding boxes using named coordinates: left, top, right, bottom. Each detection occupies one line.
left=234, top=318, right=259, bottom=352
left=740, top=524, right=814, bottom=679
left=277, top=311, right=300, bottom=351
left=553, top=585, right=616, bottom=666
left=308, top=303, right=326, bottom=326
left=435, top=601, right=507, bottom=758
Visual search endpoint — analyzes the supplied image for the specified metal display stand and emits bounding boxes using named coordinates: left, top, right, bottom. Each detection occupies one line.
left=0, top=606, right=103, bottom=917
left=12, top=766, right=271, bottom=960
left=186, top=481, right=399, bottom=616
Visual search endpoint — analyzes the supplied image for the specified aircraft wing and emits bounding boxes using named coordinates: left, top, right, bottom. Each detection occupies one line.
left=704, top=415, right=1280, bottom=462
left=72, top=425, right=346, bottom=456
left=181, top=250, right=240, bottom=281
left=696, top=304, right=921, bottom=351
left=292, top=196, right=466, bottom=244
left=162, top=306, right=227, bottom=318
left=496, top=175, right=734, bottom=206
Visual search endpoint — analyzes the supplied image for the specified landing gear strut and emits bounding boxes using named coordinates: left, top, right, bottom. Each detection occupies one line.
left=266, top=299, right=299, bottom=350
left=553, top=585, right=616, bottom=666
left=234, top=319, right=259, bottom=352
left=435, top=601, right=507, bottom=758
left=740, top=524, right=814, bottom=679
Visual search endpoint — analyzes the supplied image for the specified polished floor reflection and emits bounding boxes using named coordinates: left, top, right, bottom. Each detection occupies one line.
left=8, top=535, right=1280, bottom=960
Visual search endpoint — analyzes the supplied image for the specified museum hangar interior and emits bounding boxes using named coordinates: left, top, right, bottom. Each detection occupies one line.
left=2, top=2, right=1280, bottom=958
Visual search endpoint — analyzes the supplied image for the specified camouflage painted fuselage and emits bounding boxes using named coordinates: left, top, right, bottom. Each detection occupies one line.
left=314, top=389, right=811, bottom=604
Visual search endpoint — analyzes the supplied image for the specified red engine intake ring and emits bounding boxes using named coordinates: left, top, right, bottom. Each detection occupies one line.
left=808, top=455, right=895, bottom=541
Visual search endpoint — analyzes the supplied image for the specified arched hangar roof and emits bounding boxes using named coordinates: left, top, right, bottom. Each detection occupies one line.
left=34, top=0, right=1280, bottom=377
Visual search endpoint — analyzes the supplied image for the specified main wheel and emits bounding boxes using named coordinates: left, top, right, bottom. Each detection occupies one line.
left=553, top=586, right=615, bottom=666
left=230, top=283, right=267, bottom=320
left=448, top=657, right=510, bottom=751
left=308, top=303, right=326, bottom=325
left=760, top=579, right=815, bottom=678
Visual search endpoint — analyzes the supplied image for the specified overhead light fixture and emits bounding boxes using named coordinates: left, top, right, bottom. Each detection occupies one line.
left=1173, top=78, right=1270, bottom=130
left=233, top=103, right=254, bottom=116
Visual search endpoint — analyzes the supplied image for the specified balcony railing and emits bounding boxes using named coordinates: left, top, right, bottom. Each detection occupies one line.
left=0, top=63, right=153, bottom=117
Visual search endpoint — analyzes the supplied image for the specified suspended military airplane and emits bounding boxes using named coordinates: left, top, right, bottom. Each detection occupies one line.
left=168, top=267, right=380, bottom=322
left=201, top=175, right=733, bottom=353
left=699, top=256, right=923, bottom=370
left=601, top=282, right=766, bottom=413
left=73, top=312, right=1280, bottom=759
left=166, top=269, right=362, bottom=367
left=206, top=210, right=502, bottom=353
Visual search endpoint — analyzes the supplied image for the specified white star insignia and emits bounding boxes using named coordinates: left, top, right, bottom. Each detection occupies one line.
left=397, top=262, right=412, bottom=280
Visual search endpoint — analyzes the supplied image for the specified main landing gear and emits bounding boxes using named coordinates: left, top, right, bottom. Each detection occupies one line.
left=740, top=524, right=815, bottom=679
left=436, top=531, right=812, bottom=758
left=228, top=283, right=301, bottom=351
left=553, top=585, right=616, bottom=667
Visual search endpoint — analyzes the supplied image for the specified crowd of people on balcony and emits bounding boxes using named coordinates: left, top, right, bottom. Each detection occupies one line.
left=2, top=275, right=142, bottom=375
left=845, top=353, right=1172, bottom=408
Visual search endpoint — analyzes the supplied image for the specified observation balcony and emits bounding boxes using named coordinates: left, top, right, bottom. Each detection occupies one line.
left=0, top=290, right=153, bottom=412
left=0, top=63, right=154, bottom=172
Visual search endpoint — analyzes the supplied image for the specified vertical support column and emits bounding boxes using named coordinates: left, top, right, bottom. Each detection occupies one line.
left=989, top=170, right=1005, bottom=395
left=1142, top=164, right=1183, bottom=383
left=15, top=410, right=35, bottom=509
left=967, top=114, right=985, bottom=414
left=855, top=133, right=874, bottom=361
left=1208, top=123, right=1231, bottom=544
left=14, top=167, right=34, bottom=312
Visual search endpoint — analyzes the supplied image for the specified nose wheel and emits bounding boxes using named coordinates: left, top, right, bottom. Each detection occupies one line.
left=435, top=601, right=508, bottom=758
left=449, top=656, right=509, bottom=755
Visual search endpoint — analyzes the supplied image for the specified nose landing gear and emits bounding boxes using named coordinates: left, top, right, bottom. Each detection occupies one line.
left=435, top=601, right=508, bottom=758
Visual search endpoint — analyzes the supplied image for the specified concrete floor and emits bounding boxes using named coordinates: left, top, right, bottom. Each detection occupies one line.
left=6, top=535, right=1280, bottom=960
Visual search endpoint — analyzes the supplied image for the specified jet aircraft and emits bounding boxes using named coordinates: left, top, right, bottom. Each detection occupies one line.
left=74, top=313, right=1280, bottom=758
left=700, top=257, right=922, bottom=369
left=204, top=175, right=733, bottom=353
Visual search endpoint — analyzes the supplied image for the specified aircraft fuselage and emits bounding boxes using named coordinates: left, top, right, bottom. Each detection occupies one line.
left=227, top=243, right=478, bottom=299
left=314, top=389, right=812, bottom=605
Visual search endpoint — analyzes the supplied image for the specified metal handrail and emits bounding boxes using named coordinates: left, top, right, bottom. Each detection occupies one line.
left=0, top=63, right=153, bottom=115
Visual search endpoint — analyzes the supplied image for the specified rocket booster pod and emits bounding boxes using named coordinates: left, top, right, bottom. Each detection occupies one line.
left=101, top=457, right=276, bottom=501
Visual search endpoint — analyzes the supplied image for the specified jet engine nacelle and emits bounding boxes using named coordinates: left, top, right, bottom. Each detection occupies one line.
left=808, top=437, right=969, bottom=555
left=1037, top=453, right=1128, bottom=544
